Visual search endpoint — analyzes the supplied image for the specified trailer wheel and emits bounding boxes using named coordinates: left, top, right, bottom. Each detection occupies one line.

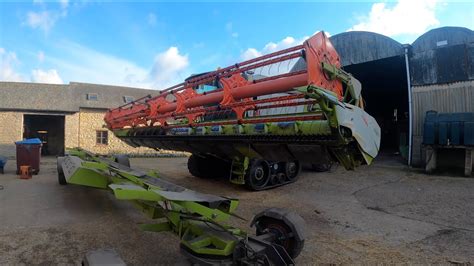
left=245, top=160, right=270, bottom=190
left=57, top=157, right=67, bottom=185
left=285, top=161, right=301, bottom=181
left=251, top=208, right=306, bottom=259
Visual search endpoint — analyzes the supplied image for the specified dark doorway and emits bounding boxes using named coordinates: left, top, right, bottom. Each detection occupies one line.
left=343, top=56, right=409, bottom=158
left=23, top=114, right=65, bottom=156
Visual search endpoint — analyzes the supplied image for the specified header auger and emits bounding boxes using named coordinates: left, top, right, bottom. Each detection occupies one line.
left=104, top=31, right=381, bottom=190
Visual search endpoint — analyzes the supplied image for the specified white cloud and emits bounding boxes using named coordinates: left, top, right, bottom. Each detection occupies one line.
left=241, top=48, right=262, bottom=61
left=38, top=51, right=45, bottom=62
left=148, top=13, right=157, bottom=26
left=24, top=1, right=69, bottom=33
left=149, top=47, right=189, bottom=89
left=41, top=41, right=190, bottom=89
left=226, top=22, right=239, bottom=39
left=46, top=41, right=151, bottom=87
left=31, top=69, right=63, bottom=84
left=2, top=44, right=191, bottom=89
left=25, top=11, right=58, bottom=32
left=0, top=48, right=24, bottom=82
left=348, top=0, right=440, bottom=36
left=59, top=0, right=69, bottom=9
left=263, top=36, right=307, bottom=54
left=241, top=35, right=308, bottom=60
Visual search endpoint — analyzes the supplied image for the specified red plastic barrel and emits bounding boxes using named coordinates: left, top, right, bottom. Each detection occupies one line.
left=15, top=138, right=42, bottom=175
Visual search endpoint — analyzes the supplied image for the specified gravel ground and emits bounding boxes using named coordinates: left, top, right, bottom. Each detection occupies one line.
left=0, top=155, right=473, bottom=265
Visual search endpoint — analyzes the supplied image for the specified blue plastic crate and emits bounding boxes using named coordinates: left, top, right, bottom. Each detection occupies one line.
left=425, top=111, right=438, bottom=122
left=453, top=112, right=474, bottom=121
left=0, top=155, right=7, bottom=174
left=423, top=122, right=436, bottom=144
left=465, top=122, right=474, bottom=146
left=423, top=111, right=474, bottom=146
left=438, top=122, right=448, bottom=145
left=450, top=122, right=461, bottom=145
left=438, top=113, right=452, bottom=122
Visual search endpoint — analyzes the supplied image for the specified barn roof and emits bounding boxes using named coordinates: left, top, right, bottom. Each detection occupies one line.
left=0, top=81, right=160, bottom=113
left=330, top=31, right=404, bottom=66
left=411, top=26, right=474, bottom=53
left=409, top=27, right=474, bottom=86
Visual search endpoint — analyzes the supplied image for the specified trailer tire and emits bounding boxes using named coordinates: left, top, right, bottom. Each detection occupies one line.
left=57, top=157, right=67, bottom=185
left=251, top=208, right=306, bottom=259
left=256, top=217, right=304, bottom=258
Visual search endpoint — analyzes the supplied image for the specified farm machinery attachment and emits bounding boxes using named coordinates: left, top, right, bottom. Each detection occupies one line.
left=57, top=149, right=306, bottom=265
left=104, top=31, right=381, bottom=190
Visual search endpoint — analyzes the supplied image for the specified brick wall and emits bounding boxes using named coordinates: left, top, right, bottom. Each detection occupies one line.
left=0, top=112, right=23, bottom=158
left=77, top=108, right=157, bottom=155
left=65, top=112, right=79, bottom=148
left=0, top=109, right=183, bottom=158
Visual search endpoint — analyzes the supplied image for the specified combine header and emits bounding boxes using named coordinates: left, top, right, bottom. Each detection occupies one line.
left=58, top=148, right=306, bottom=265
left=105, top=32, right=381, bottom=190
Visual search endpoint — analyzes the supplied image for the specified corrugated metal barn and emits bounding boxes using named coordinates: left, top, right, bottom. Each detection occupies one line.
left=330, top=26, right=474, bottom=166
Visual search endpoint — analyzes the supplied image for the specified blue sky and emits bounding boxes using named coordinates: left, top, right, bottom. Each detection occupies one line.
left=1, top=0, right=473, bottom=89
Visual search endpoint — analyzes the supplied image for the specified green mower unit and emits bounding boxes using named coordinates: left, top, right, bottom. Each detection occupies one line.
left=57, top=148, right=306, bottom=265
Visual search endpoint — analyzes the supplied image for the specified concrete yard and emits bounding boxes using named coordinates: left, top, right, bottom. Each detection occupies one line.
left=0, top=156, right=473, bottom=264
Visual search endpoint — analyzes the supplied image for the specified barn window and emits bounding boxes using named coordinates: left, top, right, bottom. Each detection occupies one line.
left=87, top=93, right=99, bottom=101
left=96, top=130, right=108, bottom=145
left=436, top=40, right=448, bottom=47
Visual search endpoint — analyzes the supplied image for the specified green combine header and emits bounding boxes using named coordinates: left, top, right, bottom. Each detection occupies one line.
left=57, top=148, right=306, bottom=265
